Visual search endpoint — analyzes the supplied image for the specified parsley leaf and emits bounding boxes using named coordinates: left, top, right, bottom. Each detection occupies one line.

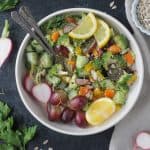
left=0, top=101, right=11, bottom=120
left=21, top=125, right=37, bottom=146
left=0, top=0, right=20, bottom=12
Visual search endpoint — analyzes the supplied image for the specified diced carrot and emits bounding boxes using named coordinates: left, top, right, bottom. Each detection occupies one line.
left=65, top=17, right=76, bottom=24
left=67, top=60, right=76, bottom=70
left=123, top=51, right=135, bottom=65
left=51, top=31, right=60, bottom=42
left=104, top=89, right=115, bottom=98
left=79, top=86, right=89, bottom=96
left=93, top=88, right=104, bottom=100
left=108, top=44, right=121, bottom=54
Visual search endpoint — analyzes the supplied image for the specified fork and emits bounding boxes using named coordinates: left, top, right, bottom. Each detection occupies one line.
left=11, top=6, right=55, bottom=59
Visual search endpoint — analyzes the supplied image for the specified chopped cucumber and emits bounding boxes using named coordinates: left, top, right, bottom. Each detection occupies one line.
left=26, top=45, right=34, bottom=52
left=114, top=34, right=129, bottom=50
left=48, top=64, right=63, bottom=76
left=76, top=55, right=89, bottom=69
left=31, top=40, right=44, bottom=53
left=40, top=52, right=52, bottom=68
left=26, top=52, right=38, bottom=65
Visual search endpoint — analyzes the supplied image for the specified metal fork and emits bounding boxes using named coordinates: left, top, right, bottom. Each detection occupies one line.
left=11, top=6, right=55, bottom=59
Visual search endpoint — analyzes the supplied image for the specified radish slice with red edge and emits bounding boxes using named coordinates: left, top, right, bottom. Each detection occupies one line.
left=0, top=20, right=12, bottom=68
left=23, top=74, right=34, bottom=92
left=32, top=83, right=51, bottom=103
left=134, top=131, right=150, bottom=150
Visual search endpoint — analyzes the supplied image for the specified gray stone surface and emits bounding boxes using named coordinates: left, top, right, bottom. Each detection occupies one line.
left=0, top=0, right=131, bottom=149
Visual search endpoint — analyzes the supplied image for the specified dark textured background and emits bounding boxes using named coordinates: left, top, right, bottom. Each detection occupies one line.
left=0, top=0, right=131, bottom=149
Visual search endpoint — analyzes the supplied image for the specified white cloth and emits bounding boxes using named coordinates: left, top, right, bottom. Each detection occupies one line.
left=109, top=0, right=150, bottom=149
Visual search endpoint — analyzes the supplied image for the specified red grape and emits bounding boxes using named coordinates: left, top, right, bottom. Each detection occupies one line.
left=75, top=111, right=88, bottom=128
left=69, top=96, right=87, bottom=110
left=47, top=105, right=63, bottom=121
left=61, top=108, right=75, bottom=123
left=50, top=90, right=68, bottom=105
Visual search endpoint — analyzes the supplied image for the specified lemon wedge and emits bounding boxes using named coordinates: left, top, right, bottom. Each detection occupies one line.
left=69, top=13, right=97, bottom=39
left=86, top=97, right=116, bottom=126
left=94, top=19, right=111, bottom=48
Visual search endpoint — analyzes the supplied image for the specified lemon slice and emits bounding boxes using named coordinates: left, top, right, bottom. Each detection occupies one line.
left=86, top=97, right=116, bottom=126
left=69, top=13, right=97, bottom=39
left=94, top=19, right=111, bottom=48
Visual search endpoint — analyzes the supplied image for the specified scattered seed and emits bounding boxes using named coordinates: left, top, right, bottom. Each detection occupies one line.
left=34, top=146, right=39, bottom=150
left=112, top=5, right=117, bottom=9
left=48, top=147, right=53, bottom=150
left=43, top=139, right=48, bottom=145
left=109, top=1, right=115, bottom=8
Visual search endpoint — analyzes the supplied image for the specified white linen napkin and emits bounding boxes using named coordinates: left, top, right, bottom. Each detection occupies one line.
left=109, top=0, right=150, bottom=149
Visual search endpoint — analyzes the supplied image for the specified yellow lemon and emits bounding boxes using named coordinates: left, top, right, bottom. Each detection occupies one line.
left=94, top=19, right=111, bottom=48
left=69, top=13, right=97, bottom=39
left=86, top=97, right=116, bottom=126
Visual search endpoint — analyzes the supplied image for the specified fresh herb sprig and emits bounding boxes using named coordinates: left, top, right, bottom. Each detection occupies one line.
left=0, top=101, right=37, bottom=150
left=0, top=0, right=20, bottom=12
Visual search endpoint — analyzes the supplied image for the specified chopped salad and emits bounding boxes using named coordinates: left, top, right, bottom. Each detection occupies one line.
left=23, top=12, right=137, bottom=128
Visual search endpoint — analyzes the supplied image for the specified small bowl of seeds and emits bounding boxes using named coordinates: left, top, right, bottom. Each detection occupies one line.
left=131, top=0, right=150, bottom=35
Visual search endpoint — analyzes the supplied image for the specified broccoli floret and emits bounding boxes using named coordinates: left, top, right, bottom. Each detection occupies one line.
left=48, top=64, right=63, bottom=76
left=117, top=73, right=132, bottom=85
left=100, top=79, right=115, bottom=89
left=101, top=52, right=113, bottom=70
left=113, top=85, right=129, bottom=104
left=46, top=75, right=61, bottom=87
left=57, top=34, right=74, bottom=53
left=92, top=57, right=103, bottom=70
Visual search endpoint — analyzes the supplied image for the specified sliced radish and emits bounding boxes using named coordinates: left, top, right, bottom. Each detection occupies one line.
left=0, top=38, right=12, bottom=67
left=134, top=131, right=150, bottom=150
left=32, top=83, right=52, bottom=103
left=23, top=74, right=34, bottom=92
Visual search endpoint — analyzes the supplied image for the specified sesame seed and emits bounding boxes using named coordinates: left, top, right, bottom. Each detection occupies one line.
left=43, top=139, right=49, bottom=145
left=112, top=5, right=117, bottom=10
left=109, top=1, right=115, bottom=8
left=34, top=146, right=39, bottom=150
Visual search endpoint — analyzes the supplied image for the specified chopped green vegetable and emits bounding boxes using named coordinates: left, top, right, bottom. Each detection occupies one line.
left=46, top=75, right=61, bottom=87
left=101, top=52, right=113, bottom=70
left=0, top=144, right=15, bottom=150
left=76, top=55, right=89, bottom=69
left=40, top=52, right=53, bottom=68
left=26, top=52, right=38, bottom=65
left=48, top=64, right=63, bottom=76
left=25, top=45, right=34, bottom=52
left=68, top=89, right=78, bottom=99
left=92, top=57, right=103, bottom=70
left=113, top=85, right=129, bottom=104
left=0, top=0, right=19, bottom=12
left=100, top=79, right=115, bottom=89
left=76, top=68, right=89, bottom=78
left=117, top=73, right=132, bottom=85
left=114, top=34, right=129, bottom=50
left=113, top=55, right=126, bottom=68
left=31, top=40, right=44, bottom=53
left=1, top=20, right=10, bottom=38
left=57, top=34, right=74, bottom=53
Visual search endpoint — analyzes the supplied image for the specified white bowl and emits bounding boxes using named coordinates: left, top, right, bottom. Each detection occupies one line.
left=15, top=8, right=144, bottom=136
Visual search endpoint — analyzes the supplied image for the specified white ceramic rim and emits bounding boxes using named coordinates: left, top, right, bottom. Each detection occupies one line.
left=15, top=8, right=144, bottom=136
